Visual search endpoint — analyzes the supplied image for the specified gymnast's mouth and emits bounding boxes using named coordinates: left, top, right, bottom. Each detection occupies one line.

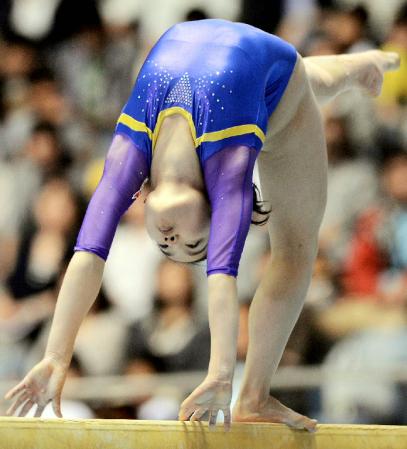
left=158, top=227, right=173, bottom=234
left=158, top=243, right=208, bottom=262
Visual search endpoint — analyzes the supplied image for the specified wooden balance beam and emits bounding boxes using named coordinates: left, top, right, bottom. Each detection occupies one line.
left=0, top=418, right=406, bottom=449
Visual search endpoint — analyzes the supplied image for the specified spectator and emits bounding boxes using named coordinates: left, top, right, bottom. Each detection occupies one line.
left=27, top=284, right=128, bottom=377
left=335, top=0, right=406, bottom=41
left=342, top=151, right=407, bottom=303
left=124, top=259, right=211, bottom=420
left=240, top=0, right=284, bottom=34
left=2, top=67, right=72, bottom=159
left=380, top=2, right=407, bottom=105
left=321, top=325, right=407, bottom=424
left=2, top=178, right=80, bottom=338
left=319, top=115, right=378, bottom=266
left=4, top=122, right=72, bottom=233
left=103, top=193, right=163, bottom=323
left=0, top=177, right=81, bottom=378
left=0, top=35, right=39, bottom=157
left=377, top=2, right=407, bottom=145
left=125, top=259, right=211, bottom=375
left=321, top=6, right=374, bottom=53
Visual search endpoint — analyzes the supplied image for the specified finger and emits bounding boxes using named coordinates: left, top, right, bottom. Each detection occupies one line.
left=222, top=408, right=231, bottom=431
left=4, top=382, right=28, bottom=400
left=208, top=409, right=218, bottom=428
left=178, top=409, right=194, bottom=421
left=6, top=393, right=29, bottom=416
left=178, top=404, right=196, bottom=421
left=190, top=408, right=207, bottom=422
left=18, top=400, right=34, bottom=417
left=34, top=404, right=46, bottom=418
left=52, top=396, right=63, bottom=418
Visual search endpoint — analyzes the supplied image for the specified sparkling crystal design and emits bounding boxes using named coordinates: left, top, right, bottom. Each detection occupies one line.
left=165, top=73, right=193, bottom=107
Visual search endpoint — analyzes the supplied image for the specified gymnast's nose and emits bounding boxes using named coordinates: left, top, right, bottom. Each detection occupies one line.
left=164, top=234, right=178, bottom=244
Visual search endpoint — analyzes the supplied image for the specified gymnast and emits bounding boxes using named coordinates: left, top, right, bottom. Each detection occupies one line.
left=5, top=19, right=399, bottom=431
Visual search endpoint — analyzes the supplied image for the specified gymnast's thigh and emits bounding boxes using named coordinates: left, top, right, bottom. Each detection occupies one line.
left=258, top=55, right=327, bottom=245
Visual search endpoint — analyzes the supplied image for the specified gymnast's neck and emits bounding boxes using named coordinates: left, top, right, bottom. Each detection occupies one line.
left=151, top=114, right=204, bottom=191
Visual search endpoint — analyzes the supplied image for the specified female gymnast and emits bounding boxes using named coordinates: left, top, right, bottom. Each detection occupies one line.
left=5, top=19, right=399, bottom=431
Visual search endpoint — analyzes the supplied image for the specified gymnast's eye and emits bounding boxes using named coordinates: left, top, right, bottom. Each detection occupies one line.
left=186, top=240, right=201, bottom=249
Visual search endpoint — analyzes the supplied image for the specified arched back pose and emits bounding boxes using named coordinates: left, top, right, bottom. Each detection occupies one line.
left=5, top=19, right=399, bottom=430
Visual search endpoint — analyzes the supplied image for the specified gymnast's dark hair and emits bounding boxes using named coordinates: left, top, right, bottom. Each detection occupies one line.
left=251, top=183, right=271, bottom=226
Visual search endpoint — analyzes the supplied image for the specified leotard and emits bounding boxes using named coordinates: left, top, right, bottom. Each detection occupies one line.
left=75, top=19, right=297, bottom=276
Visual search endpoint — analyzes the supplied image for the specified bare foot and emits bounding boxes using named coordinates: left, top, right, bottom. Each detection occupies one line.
left=344, top=50, right=400, bottom=96
left=232, top=395, right=317, bottom=432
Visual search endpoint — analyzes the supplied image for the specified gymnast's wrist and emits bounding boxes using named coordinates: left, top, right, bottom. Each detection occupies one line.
left=44, top=350, right=72, bottom=368
left=207, top=364, right=234, bottom=383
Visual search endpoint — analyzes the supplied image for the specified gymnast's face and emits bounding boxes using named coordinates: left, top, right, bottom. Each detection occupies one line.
left=144, top=183, right=210, bottom=262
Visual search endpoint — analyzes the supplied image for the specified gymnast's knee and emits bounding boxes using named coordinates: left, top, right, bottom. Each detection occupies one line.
left=270, top=231, right=319, bottom=272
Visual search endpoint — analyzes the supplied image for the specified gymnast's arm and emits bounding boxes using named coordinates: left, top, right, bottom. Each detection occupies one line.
left=205, top=145, right=257, bottom=381
left=48, top=133, right=149, bottom=363
left=4, top=133, right=149, bottom=416
left=179, top=145, right=257, bottom=425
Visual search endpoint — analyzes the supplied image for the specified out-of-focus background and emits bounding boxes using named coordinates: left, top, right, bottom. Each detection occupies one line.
left=0, top=0, right=406, bottom=424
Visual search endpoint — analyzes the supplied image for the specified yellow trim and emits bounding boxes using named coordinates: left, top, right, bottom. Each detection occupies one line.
left=153, top=107, right=198, bottom=149
left=196, top=124, right=266, bottom=146
left=118, top=108, right=266, bottom=150
left=117, top=113, right=153, bottom=140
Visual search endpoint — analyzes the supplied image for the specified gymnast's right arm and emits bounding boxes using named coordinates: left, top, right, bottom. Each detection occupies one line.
left=4, top=133, right=149, bottom=417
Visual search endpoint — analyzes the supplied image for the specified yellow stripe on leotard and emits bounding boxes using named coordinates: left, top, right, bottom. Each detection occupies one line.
left=153, top=107, right=198, bottom=148
left=117, top=113, right=153, bottom=140
left=117, top=108, right=266, bottom=150
left=196, top=124, right=265, bottom=146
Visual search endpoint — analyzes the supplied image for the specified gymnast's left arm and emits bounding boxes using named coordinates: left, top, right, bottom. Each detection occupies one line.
left=3, top=133, right=150, bottom=417
left=75, top=133, right=149, bottom=259
left=178, top=145, right=258, bottom=429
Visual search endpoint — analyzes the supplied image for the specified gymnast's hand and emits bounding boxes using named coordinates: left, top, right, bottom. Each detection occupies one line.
left=4, top=355, right=68, bottom=417
left=178, top=376, right=233, bottom=430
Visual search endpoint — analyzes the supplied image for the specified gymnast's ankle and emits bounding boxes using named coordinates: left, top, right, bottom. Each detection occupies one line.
left=233, top=391, right=269, bottom=413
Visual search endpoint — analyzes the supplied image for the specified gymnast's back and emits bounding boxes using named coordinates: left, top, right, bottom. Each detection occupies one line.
left=116, top=19, right=297, bottom=164
left=157, top=19, right=290, bottom=65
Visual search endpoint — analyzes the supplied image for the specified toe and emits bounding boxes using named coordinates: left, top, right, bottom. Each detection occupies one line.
left=290, top=416, right=318, bottom=432
left=384, top=52, right=401, bottom=71
left=305, top=418, right=318, bottom=433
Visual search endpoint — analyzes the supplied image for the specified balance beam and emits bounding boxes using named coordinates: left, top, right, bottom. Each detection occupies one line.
left=0, top=418, right=406, bottom=449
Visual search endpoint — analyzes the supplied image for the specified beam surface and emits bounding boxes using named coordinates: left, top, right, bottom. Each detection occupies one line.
left=0, top=418, right=406, bottom=449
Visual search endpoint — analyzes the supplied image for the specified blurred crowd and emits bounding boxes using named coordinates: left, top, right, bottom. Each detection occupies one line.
left=0, top=0, right=407, bottom=424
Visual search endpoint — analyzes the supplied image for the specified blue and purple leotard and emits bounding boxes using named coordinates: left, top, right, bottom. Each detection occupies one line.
left=75, top=19, right=297, bottom=277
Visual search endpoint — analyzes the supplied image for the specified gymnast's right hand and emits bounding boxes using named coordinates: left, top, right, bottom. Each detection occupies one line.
left=178, top=377, right=233, bottom=429
left=4, top=355, right=68, bottom=417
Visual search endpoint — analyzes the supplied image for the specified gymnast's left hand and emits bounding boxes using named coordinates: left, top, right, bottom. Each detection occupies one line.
left=4, top=355, right=68, bottom=417
left=178, top=376, right=232, bottom=430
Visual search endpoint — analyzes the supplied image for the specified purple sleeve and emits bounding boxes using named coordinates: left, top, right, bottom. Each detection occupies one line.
left=74, top=133, right=149, bottom=260
left=203, top=145, right=258, bottom=277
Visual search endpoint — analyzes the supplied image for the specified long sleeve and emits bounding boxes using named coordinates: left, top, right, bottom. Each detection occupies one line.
left=203, top=145, right=258, bottom=277
left=74, top=133, right=149, bottom=260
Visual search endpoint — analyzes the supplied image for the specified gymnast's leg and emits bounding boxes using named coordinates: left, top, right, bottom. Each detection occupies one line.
left=232, top=50, right=400, bottom=430
left=303, top=50, right=400, bottom=105
left=232, top=55, right=326, bottom=431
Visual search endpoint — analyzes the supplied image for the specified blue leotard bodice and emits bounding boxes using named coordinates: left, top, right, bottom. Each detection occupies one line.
left=116, top=19, right=296, bottom=167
